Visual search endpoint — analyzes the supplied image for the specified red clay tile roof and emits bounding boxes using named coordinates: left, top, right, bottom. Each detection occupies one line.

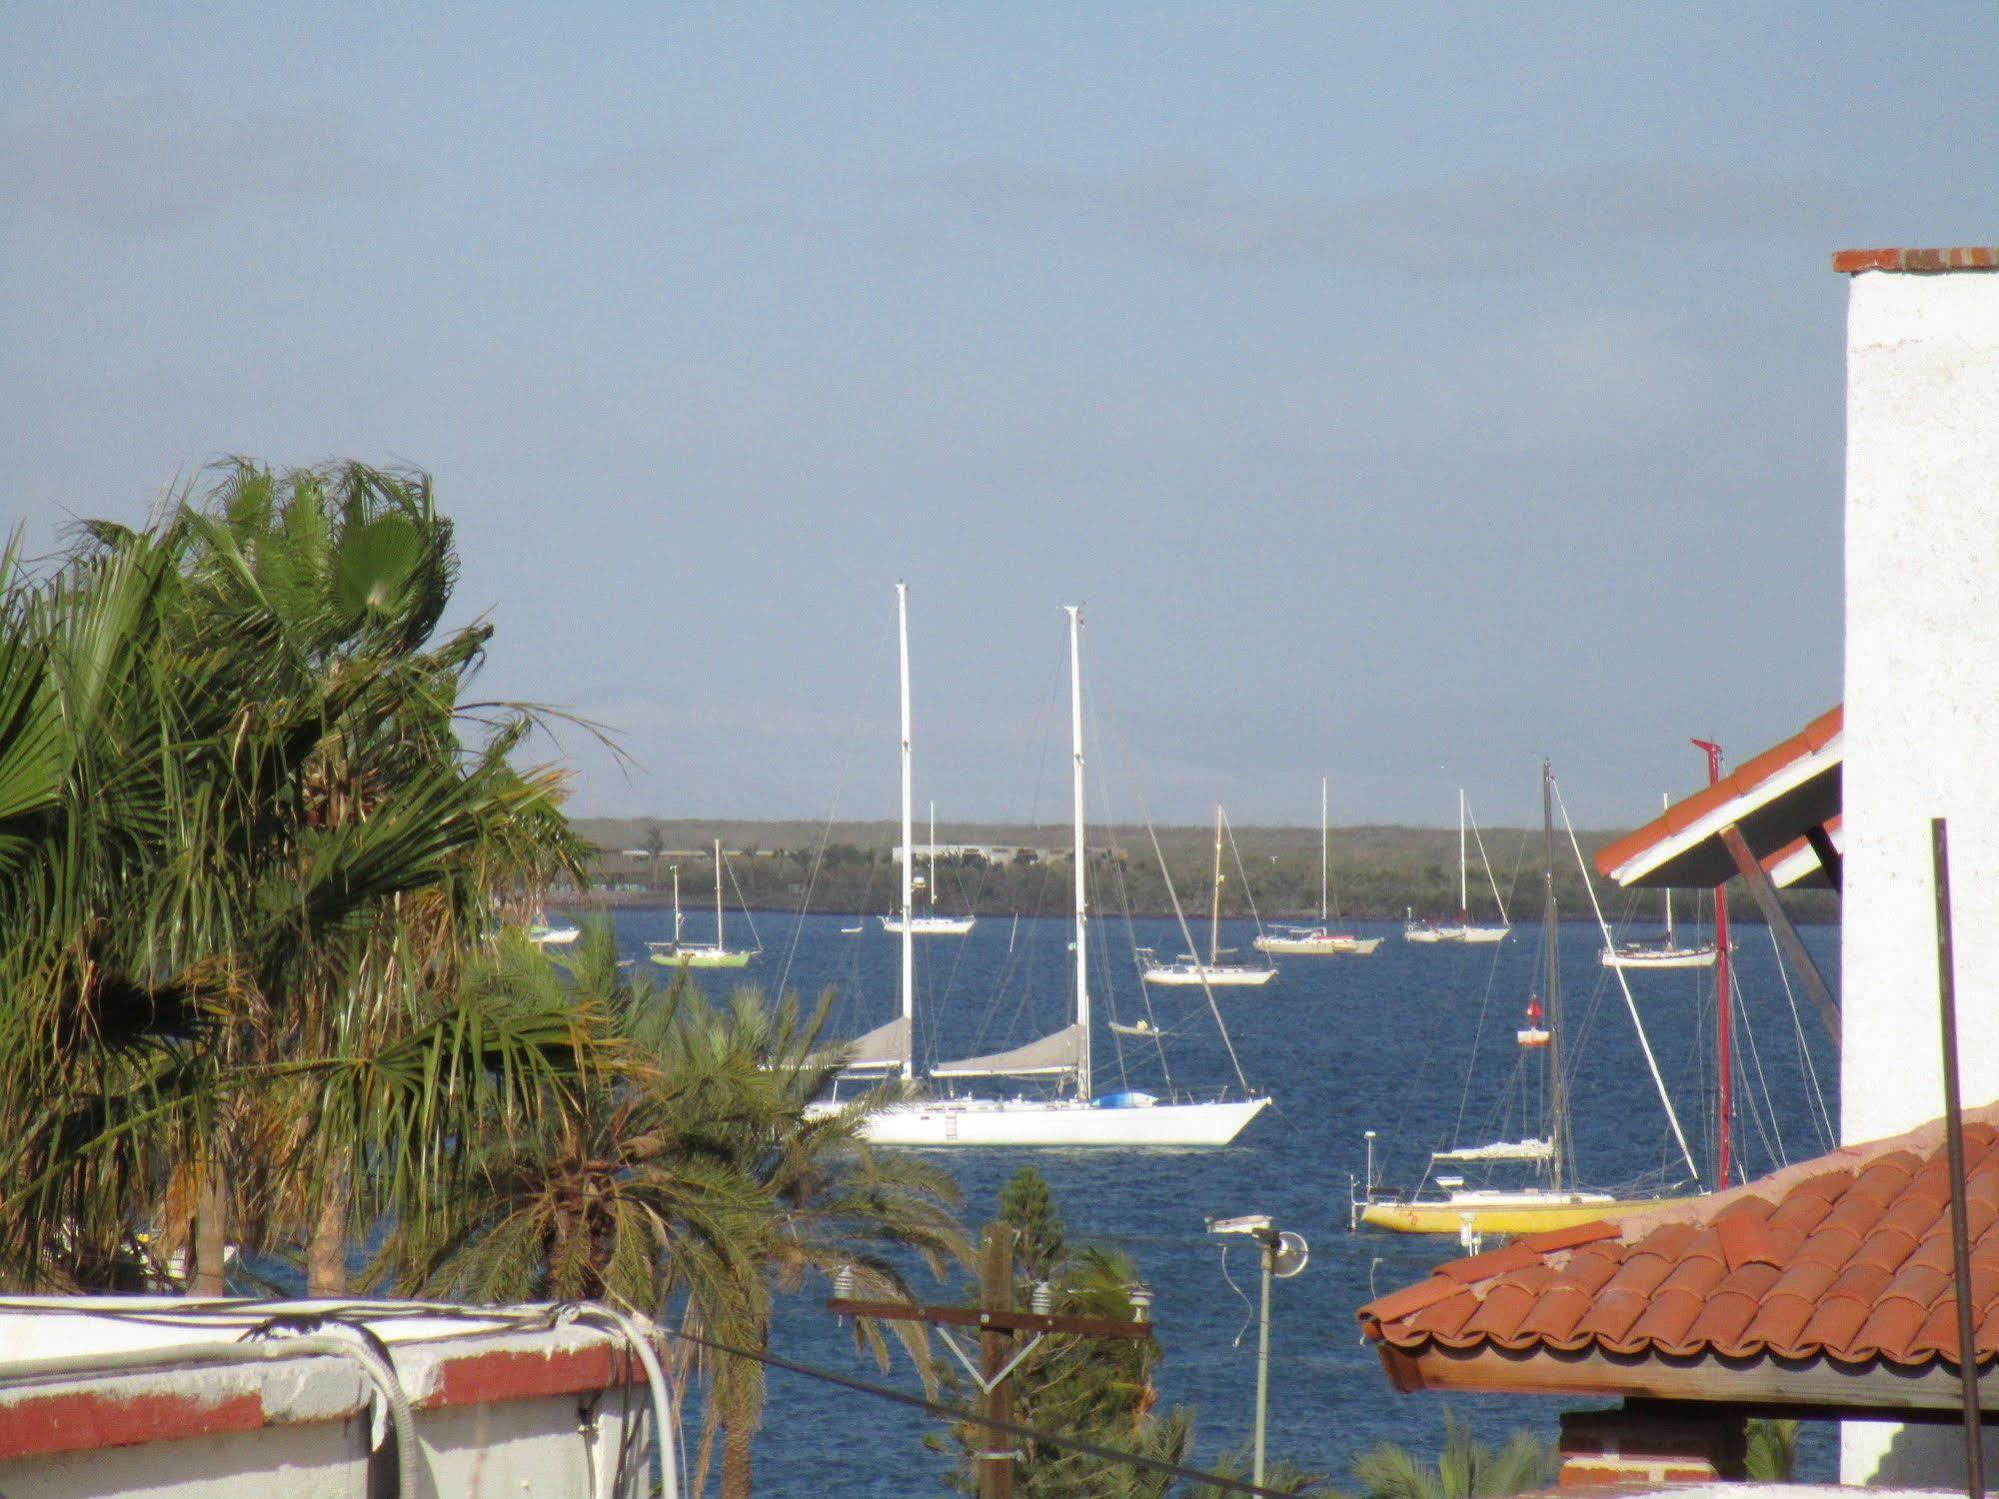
left=1834, top=247, right=1999, bottom=274
left=1358, top=1103, right=1999, bottom=1371
left=1594, top=705, right=1842, bottom=890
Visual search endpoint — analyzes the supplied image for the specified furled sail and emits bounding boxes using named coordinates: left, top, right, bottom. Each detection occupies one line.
left=1432, top=1138, right=1554, bottom=1163
left=931, top=1023, right=1085, bottom=1079
left=812, top=1015, right=910, bottom=1074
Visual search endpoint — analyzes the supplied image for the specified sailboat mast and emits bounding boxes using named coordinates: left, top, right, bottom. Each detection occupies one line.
left=1458, top=788, right=1469, bottom=918
left=1542, top=761, right=1567, bottom=1191
left=672, top=865, right=682, bottom=944
left=1209, top=807, right=1224, bottom=967
left=1660, top=792, right=1675, bottom=945
left=1066, top=606, right=1090, bottom=1100
left=1695, top=738, right=1732, bottom=1186
left=897, top=583, right=915, bottom=1079
left=927, top=801, right=937, bottom=913
left=713, top=838, right=725, bottom=946
left=1319, top=776, right=1329, bottom=925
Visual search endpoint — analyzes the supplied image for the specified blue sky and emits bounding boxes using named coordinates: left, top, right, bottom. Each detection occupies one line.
left=5, top=4, right=1994, bottom=828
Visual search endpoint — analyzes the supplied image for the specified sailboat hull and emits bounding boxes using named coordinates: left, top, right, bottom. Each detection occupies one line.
left=1361, top=1191, right=1687, bottom=1235
left=1253, top=932, right=1382, bottom=956
left=649, top=947, right=754, bottom=969
left=1600, top=945, right=1718, bottom=970
left=879, top=914, right=977, bottom=935
left=1141, top=965, right=1278, bottom=987
left=853, top=1095, right=1270, bottom=1147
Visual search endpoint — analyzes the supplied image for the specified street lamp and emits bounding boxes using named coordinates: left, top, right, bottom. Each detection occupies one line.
left=1208, top=1213, right=1309, bottom=1487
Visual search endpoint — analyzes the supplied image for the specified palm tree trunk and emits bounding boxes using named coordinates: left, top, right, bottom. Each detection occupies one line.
left=721, top=1416, right=753, bottom=1499
left=190, top=1157, right=227, bottom=1297
left=307, top=1172, right=349, bottom=1296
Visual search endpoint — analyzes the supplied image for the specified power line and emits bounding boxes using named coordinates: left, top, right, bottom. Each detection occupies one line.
left=672, top=1328, right=1304, bottom=1499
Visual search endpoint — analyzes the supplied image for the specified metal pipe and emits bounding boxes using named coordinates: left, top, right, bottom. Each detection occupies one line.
left=1933, top=817, right=1985, bottom=1499
left=1253, top=1231, right=1274, bottom=1489
left=568, top=1303, right=681, bottom=1499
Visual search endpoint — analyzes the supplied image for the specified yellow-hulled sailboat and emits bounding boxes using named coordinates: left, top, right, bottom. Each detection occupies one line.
left=1358, top=761, right=1693, bottom=1237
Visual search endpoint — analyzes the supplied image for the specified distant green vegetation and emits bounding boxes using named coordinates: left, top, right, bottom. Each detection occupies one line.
left=572, top=816, right=1840, bottom=927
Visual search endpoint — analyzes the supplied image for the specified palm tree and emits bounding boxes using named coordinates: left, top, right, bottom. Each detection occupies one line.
left=653, top=984, right=967, bottom=1499
left=1744, top=1418, right=1797, bottom=1482
left=0, top=462, right=590, bottom=1293
left=1347, top=1412, right=1555, bottom=1499
left=374, top=937, right=968, bottom=1499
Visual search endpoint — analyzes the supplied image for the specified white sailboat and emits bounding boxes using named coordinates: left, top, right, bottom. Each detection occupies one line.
left=1142, top=808, right=1278, bottom=987
left=1402, top=789, right=1511, bottom=944
left=647, top=841, right=757, bottom=969
left=835, top=592, right=1270, bottom=1147
left=880, top=801, right=977, bottom=935
left=1601, top=795, right=1720, bottom=970
left=1254, top=777, right=1383, bottom=957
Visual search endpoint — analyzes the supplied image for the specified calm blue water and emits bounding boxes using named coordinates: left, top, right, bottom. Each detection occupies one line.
left=605, top=907, right=1842, bottom=1491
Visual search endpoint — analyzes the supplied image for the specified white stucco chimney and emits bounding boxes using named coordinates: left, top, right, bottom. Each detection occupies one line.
left=1836, top=244, right=1999, bottom=1485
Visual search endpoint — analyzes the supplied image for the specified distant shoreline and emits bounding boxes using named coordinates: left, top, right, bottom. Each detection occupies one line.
left=551, top=896, right=1839, bottom=930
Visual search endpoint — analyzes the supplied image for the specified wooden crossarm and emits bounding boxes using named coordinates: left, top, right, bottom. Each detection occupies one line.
left=825, top=1298, right=1153, bottom=1341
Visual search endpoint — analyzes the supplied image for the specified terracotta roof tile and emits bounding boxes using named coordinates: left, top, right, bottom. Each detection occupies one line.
left=1518, top=1220, right=1621, bottom=1254
left=1715, top=1211, right=1785, bottom=1270
left=1574, top=1286, right=1652, bottom=1344
left=1624, top=1286, right=1707, bottom=1352
left=1880, top=1192, right=1947, bottom=1239
left=1799, top=1294, right=1873, bottom=1356
left=1462, top=1281, right=1545, bottom=1341
left=1403, top=1288, right=1481, bottom=1341
left=1435, top=1241, right=1543, bottom=1283
left=1686, top=1288, right=1765, bottom=1352
left=1560, top=1245, right=1624, bottom=1297
left=1355, top=1103, right=1999, bottom=1379
left=1739, top=1291, right=1815, bottom=1351
left=1847, top=1226, right=1920, bottom=1277
left=1517, top=1284, right=1596, bottom=1345
left=1766, top=1191, right=1834, bottom=1236
left=1360, top=1275, right=1464, bottom=1327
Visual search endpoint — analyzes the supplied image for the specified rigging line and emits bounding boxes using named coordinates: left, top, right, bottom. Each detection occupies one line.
left=722, top=850, right=766, bottom=955
left=1220, top=809, right=1270, bottom=944
left=1734, top=961, right=1789, bottom=1173
left=776, top=715, right=863, bottom=999
left=669, top=1329, right=1297, bottom=1499
left=1463, top=795, right=1511, bottom=925
left=1081, top=661, right=1174, bottom=1088
left=1100, top=820, right=1175, bottom=1092
left=1082, top=633, right=1253, bottom=1097
left=1553, top=776, right=1701, bottom=1186
left=1769, top=925, right=1836, bottom=1152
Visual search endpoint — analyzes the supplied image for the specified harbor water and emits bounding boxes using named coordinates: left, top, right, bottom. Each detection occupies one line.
left=608, top=906, right=1842, bottom=1490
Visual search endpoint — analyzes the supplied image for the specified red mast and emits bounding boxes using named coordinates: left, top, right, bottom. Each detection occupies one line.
left=1692, top=738, right=1731, bottom=1189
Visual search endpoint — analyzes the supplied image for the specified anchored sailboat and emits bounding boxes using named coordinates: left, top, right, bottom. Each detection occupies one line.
left=1360, top=762, right=1689, bottom=1234
left=833, top=591, right=1270, bottom=1147
left=1255, top=777, right=1382, bottom=957
left=1403, top=789, right=1511, bottom=944
left=646, top=840, right=757, bottom=969
left=881, top=801, right=976, bottom=935
left=1601, top=795, right=1720, bottom=970
left=1141, top=808, right=1278, bottom=987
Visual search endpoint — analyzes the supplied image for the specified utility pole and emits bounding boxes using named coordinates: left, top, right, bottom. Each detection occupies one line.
left=980, top=1225, right=1016, bottom=1499
left=828, top=1220, right=1154, bottom=1498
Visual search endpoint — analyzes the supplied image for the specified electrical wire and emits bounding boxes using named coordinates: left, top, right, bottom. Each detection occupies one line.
left=670, top=1327, right=1299, bottom=1499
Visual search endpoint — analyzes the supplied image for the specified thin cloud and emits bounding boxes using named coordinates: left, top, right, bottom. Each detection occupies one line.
left=888, top=158, right=1879, bottom=268
left=543, top=141, right=721, bottom=195
left=0, top=93, right=407, bottom=231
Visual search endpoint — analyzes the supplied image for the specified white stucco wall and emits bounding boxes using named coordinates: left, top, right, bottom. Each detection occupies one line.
left=1839, top=264, right=1999, bottom=1484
